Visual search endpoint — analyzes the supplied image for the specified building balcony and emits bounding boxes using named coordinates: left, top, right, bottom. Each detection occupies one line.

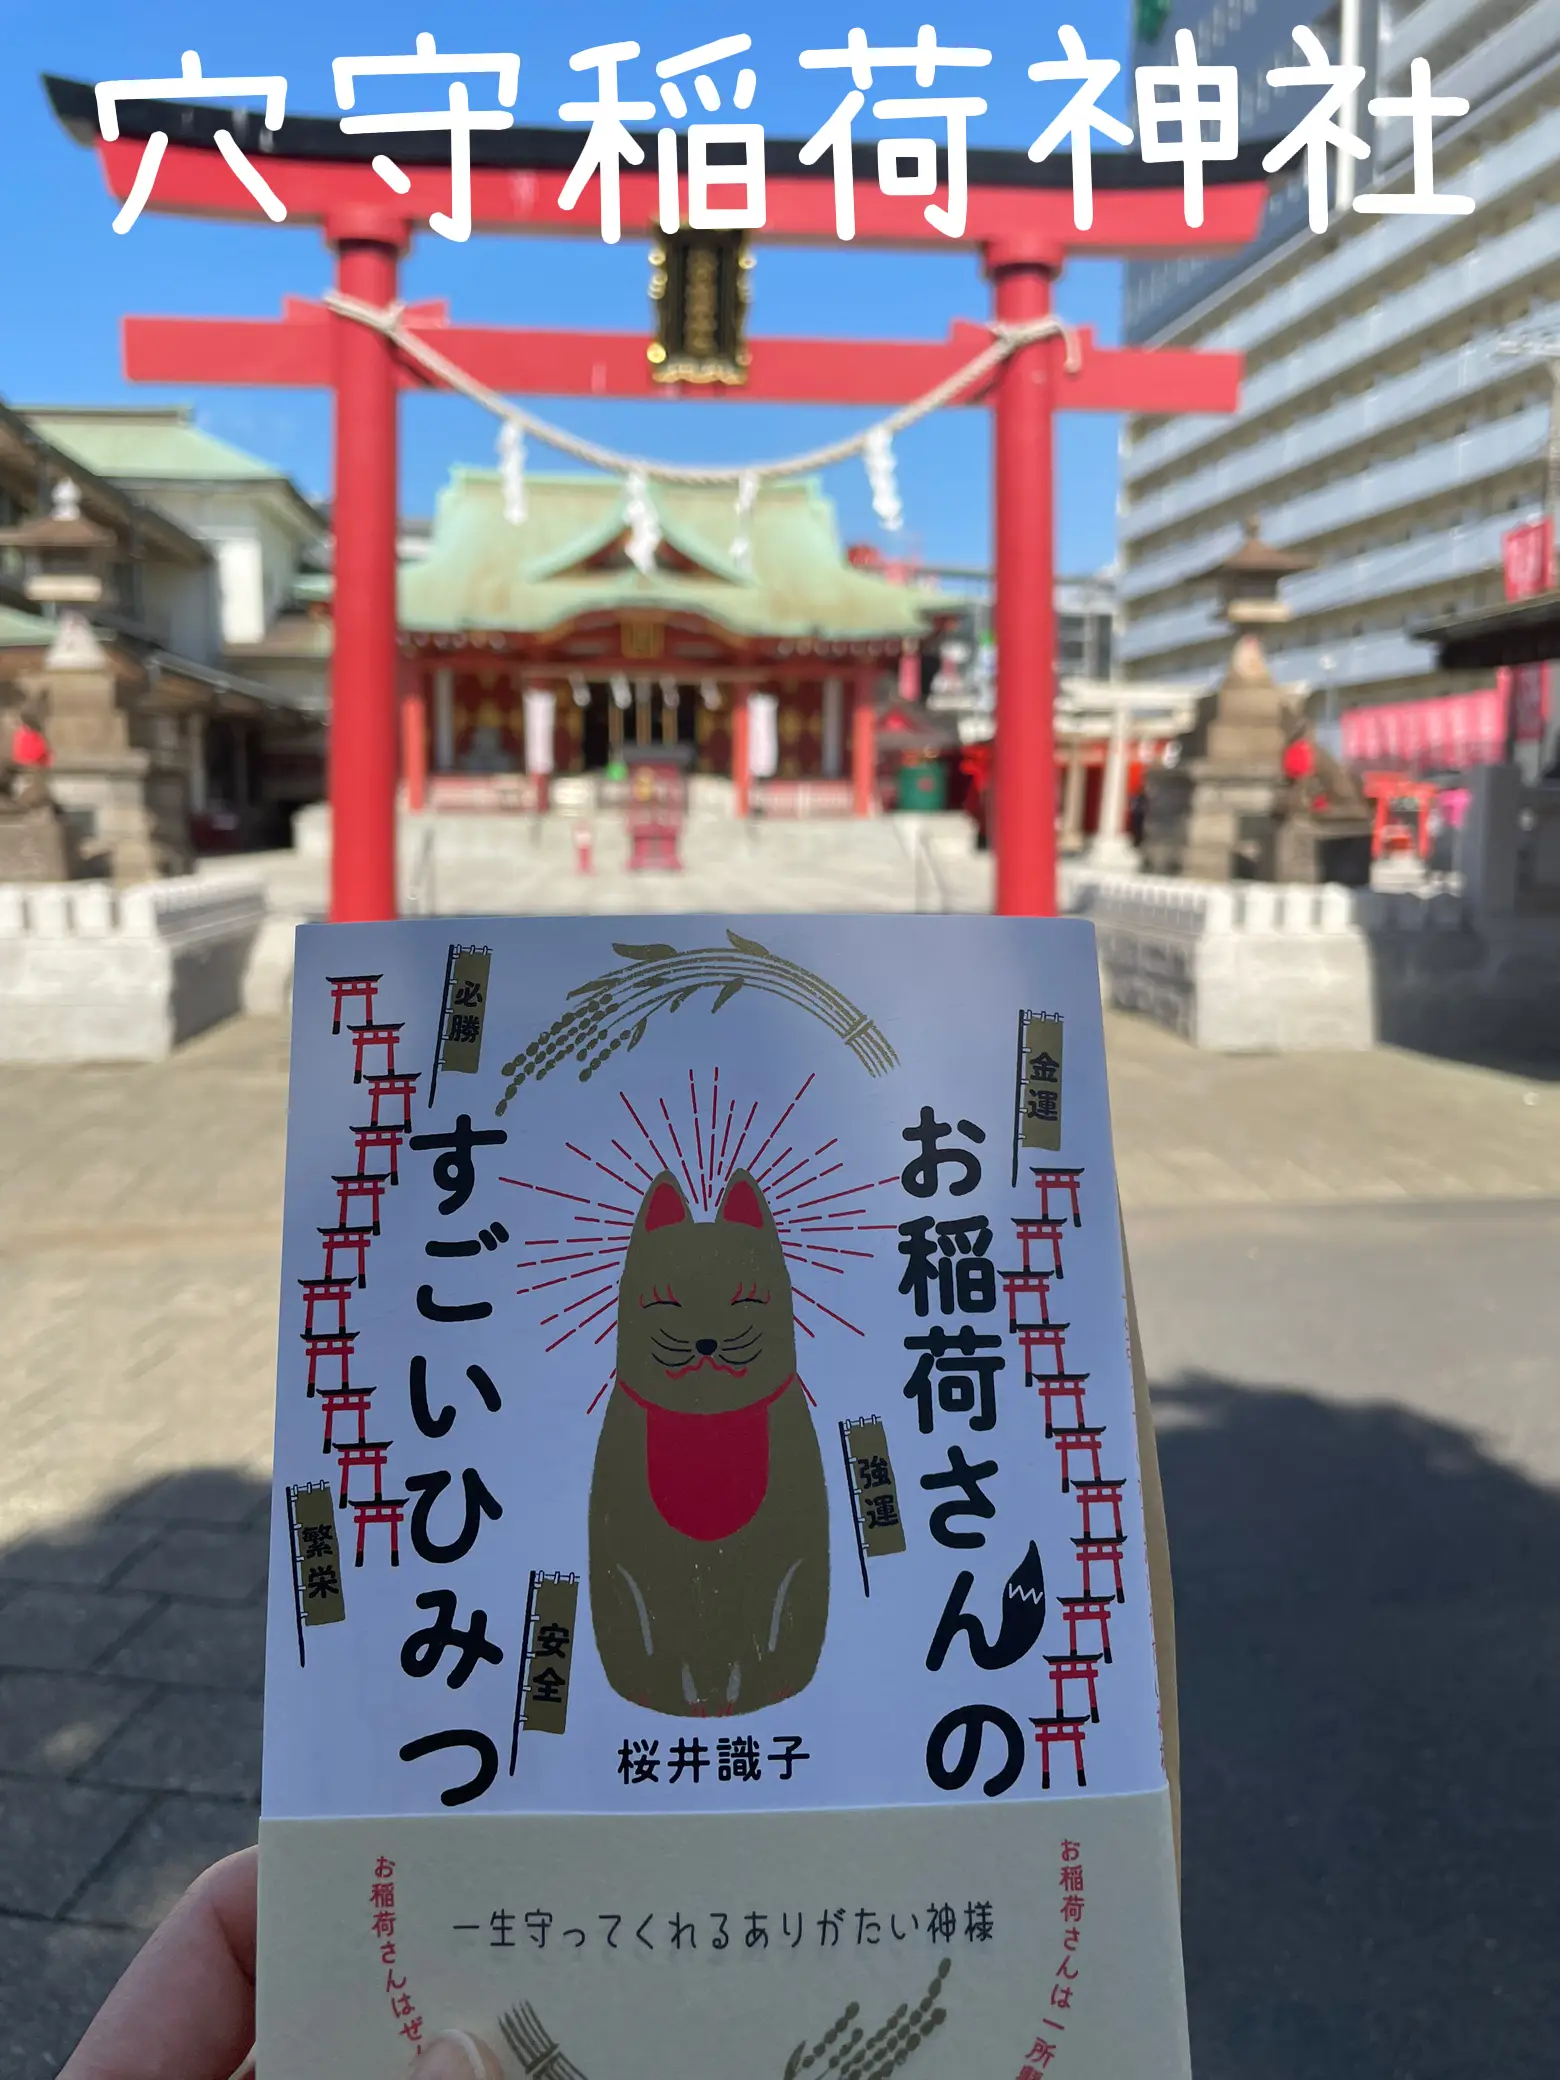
left=1124, top=104, right=1560, bottom=485
left=1264, top=626, right=1452, bottom=692
left=1121, top=325, right=1554, bottom=545
left=1124, top=196, right=1560, bottom=499
left=1120, top=403, right=1550, bottom=604
left=1380, top=0, right=1554, bottom=108
left=1118, top=620, right=1448, bottom=697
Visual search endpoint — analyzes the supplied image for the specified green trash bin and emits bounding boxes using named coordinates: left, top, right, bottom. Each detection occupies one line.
left=896, top=758, right=947, bottom=812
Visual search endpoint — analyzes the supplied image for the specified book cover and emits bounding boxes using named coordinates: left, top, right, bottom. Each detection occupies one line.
left=258, top=914, right=1185, bottom=2079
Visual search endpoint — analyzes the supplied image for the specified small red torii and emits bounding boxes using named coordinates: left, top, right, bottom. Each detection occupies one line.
left=46, top=77, right=1266, bottom=920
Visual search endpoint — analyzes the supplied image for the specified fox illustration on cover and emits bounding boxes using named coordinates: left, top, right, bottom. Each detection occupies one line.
left=588, top=1167, right=830, bottom=1716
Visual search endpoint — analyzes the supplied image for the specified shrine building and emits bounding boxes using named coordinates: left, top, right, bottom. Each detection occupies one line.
left=372, top=467, right=958, bottom=812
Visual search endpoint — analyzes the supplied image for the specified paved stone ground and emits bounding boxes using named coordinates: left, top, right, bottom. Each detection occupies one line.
left=3, top=1010, right=1558, bottom=2075
left=206, top=813, right=996, bottom=924
left=0, top=1019, right=282, bottom=2073
left=1108, top=1010, right=1560, bottom=1209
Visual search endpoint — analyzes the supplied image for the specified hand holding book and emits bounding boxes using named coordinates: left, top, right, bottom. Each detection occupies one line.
left=56, top=1847, right=501, bottom=2080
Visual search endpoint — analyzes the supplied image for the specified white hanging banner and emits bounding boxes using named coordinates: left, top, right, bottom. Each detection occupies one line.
left=523, top=688, right=556, bottom=775
left=498, top=419, right=527, bottom=527
left=748, top=690, right=779, bottom=779
left=730, top=468, right=759, bottom=570
left=624, top=471, right=661, bottom=576
left=864, top=425, right=904, bottom=533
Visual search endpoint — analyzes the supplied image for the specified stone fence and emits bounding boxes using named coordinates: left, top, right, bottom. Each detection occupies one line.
left=0, top=874, right=267, bottom=1061
left=1067, top=862, right=1560, bottom=1058
left=1064, top=868, right=1376, bottom=1051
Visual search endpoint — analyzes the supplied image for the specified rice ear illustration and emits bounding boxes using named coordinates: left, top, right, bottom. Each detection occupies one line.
left=498, top=1959, right=952, bottom=2080
left=497, top=932, right=897, bottom=1110
left=782, top=1958, right=954, bottom=2079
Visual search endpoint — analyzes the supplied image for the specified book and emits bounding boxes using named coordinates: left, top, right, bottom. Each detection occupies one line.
left=259, top=914, right=1186, bottom=2079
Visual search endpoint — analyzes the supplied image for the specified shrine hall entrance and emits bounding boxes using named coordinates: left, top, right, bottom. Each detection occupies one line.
left=424, top=668, right=715, bottom=780
left=579, top=681, right=702, bottom=773
left=412, top=654, right=867, bottom=795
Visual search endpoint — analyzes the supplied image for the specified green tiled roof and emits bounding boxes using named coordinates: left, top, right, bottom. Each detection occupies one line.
left=22, top=407, right=295, bottom=487
left=0, top=604, right=51, bottom=649
left=397, top=469, right=937, bottom=642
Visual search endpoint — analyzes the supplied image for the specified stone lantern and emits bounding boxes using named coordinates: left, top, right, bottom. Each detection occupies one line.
left=0, top=478, right=192, bottom=881
left=0, top=478, right=116, bottom=669
left=1140, top=517, right=1320, bottom=880
left=1199, top=516, right=1315, bottom=776
left=1213, top=513, right=1314, bottom=628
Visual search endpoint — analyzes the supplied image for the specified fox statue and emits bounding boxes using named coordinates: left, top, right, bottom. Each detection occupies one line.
left=588, top=1166, right=830, bottom=1716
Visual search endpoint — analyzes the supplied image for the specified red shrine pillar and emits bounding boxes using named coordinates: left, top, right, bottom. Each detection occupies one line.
left=732, top=680, right=752, bottom=818
left=329, top=212, right=409, bottom=922
left=986, top=239, right=1063, bottom=918
left=852, top=667, right=878, bottom=819
left=400, top=660, right=428, bottom=817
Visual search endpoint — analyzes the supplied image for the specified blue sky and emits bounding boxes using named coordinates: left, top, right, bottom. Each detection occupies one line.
left=0, top=3, right=1134, bottom=573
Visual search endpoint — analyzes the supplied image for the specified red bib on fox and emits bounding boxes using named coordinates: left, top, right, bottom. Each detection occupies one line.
left=620, top=1376, right=795, bottom=1541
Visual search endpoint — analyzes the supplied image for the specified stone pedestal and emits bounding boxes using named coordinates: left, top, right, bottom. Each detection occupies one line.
left=0, top=798, right=71, bottom=881
left=18, top=663, right=192, bottom=880
left=1141, top=635, right=1293, bottom=879
left=1271, top=813, right=1373, bottom=889
left=49, top=749, right=192, bottom=880
left=1460, top=761, right=1522, bottom=913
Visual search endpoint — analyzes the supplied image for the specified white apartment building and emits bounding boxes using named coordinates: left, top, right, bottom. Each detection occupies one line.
left=20, top=406, right=328, bottom=716
left=1117, top=0, right=1560, bottom=719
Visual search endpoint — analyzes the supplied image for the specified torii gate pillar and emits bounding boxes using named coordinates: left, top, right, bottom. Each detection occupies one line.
left=988, top=237, right=1064, bottom=920
left=328, top=210, right=407, bottom=924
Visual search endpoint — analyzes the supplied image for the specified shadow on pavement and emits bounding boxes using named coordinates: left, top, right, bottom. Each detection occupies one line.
left=1159, top=1372, right=1560, bottom=2080
left=0, top=1466, right=269, bottom=2079
left=1381, top=1033, right=1560, bottom=1083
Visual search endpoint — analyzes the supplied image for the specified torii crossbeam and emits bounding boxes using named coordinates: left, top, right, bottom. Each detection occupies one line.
left=47, top=75, right=1267, bottom=921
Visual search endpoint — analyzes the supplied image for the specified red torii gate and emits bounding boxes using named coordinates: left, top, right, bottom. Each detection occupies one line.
left=47, top=78, right=1265, bottom=921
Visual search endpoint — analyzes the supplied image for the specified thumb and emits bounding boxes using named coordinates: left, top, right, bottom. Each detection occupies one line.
left=406, top=2031, right=503, bottom=2080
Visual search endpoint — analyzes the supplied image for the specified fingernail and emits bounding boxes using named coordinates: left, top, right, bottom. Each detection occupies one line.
left=417, top=2031, right=498, bottom=2080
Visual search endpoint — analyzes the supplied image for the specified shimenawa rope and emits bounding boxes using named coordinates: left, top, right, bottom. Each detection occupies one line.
left=320, top=289, right=1081, bottom=567
left=322, top=290, right=1081, bottom=484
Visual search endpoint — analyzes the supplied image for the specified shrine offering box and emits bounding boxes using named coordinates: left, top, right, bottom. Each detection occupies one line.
left=259, top=915, right=1186, bottom=2079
